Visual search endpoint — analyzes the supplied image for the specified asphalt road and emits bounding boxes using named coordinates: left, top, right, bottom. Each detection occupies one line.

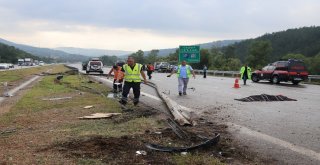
left=72, top=64, right=320, bottom=165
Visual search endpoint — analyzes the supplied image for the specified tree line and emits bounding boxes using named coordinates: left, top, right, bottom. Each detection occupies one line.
left=100, top=26, right=320, bottom=74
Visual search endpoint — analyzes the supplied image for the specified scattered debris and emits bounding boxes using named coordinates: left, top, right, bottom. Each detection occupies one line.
left=0, top=127, right=17, bottom=135
left=42, top=97, right=72, bottom=101
left=145, top=133, right=220, bottom=152
left=135, top=150, right=147, bottom=156
left=78, top=113, right=121, bottom=119
left=54, top=75, right=64, bottom=84
left=235, top=94, right=297, bottom=102
left=83, top=105, right=94, bottom=109
left=181, top=152, right=188, bottom=155
left=188, top=87, right=196, bottom=92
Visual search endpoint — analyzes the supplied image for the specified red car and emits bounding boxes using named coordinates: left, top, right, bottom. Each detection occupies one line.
left=251, top=59, right=308, bottom=85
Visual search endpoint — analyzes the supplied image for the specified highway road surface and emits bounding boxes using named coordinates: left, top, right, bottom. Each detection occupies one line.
left=71, top=63, right=320, bottom=165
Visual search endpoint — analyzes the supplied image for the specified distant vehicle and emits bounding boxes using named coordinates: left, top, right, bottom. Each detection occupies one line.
left=154, top=62, right=170, bottom=73
left=86, top=58, right=104, bottom=74
left=82, top=62, right=87, bottom=70
left=251, top=59, right=309, bottom=85
left=24, top=58, right=33, bottom=66
left=8, top=63, right=14, bottom=68
left=0, top=63, right=10, bottom=69
left=39, top=61, right=45, bottom=66
left=18, top=59, right=24, bottom=66
left=34, top=60, right=39, bottom=65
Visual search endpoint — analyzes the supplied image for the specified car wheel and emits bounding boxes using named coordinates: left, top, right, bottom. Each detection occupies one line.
left=252, top=74, right=259, bottom=82
left=292, top=80, right=300, bottom=85
left=272, top=75, right=280, bottom=84
left=86, top=71, right=89, bottom=74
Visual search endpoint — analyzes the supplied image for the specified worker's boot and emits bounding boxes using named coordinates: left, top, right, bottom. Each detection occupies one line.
left=119, top=99, right=127, bottom=105
left=179, top=92, right=182, bottom=96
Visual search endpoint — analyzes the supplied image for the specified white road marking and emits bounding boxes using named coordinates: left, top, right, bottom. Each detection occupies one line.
left=229, top=123, right=320, bottom=161
left=0, top=76, right=40, bottom=104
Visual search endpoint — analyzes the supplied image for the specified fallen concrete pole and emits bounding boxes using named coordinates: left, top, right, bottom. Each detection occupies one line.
left=147, top=81, right=196, bottom=126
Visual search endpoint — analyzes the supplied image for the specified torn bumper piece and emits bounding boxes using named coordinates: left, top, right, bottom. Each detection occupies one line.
left=144, top=133, right=220, bottom=152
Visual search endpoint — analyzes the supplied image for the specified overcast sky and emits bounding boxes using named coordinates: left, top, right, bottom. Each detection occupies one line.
left=0, top=0, right=319, bottom=51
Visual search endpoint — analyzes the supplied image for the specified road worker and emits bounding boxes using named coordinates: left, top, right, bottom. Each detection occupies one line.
left=107, top=64, right=124, bottom=93
left=240, top=64, right=251, bottom=85
left=167, top=60, right=195, bottom=96
left=120, top=56, right=147, bottom=106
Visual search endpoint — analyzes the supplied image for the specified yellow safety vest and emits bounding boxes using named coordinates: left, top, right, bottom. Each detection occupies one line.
left=177, top=65, right=191, bottom=78
left=123, top=63, right=142, bottom=82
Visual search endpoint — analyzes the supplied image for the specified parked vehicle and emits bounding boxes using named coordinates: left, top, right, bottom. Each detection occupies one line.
left=8, top=63, right=14, bottom=68
left=0, top=63, right=10, bottom=69
left=86, top=58, right=104, bottom=74
left=18, top=59, right=24, bottom=66
left=24, top=58, right=33, bottom=66
left=251, top=59, right=308, bottom=85
left=154, top=62, right=170, bottom=73
left=39, top=61, right=45, bottom=66
left=82, top=61, right=88, bottom=70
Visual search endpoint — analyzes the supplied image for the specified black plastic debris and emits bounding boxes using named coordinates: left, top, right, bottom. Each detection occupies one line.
left=144, top=133, right=220, bottom=152
left=235, top=94, right=297, bottom=102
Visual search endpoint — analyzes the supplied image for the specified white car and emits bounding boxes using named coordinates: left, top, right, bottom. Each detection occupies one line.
left=39, top=61, right=45, bottom=66
left=0, top=63, right=10, bottom=69
left=86, top=59, right=104, bottom=74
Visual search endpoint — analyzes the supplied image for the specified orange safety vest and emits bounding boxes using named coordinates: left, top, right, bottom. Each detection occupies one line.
left=114, top=66, right=124, bottom=80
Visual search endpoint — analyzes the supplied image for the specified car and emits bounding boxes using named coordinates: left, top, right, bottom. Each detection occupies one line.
left=154, top=62, right=170, bottom=73
left=86, top=58, right=104, bottom=74
left=251, top=59, right=308, bottom=85
left=82, top=61, right=88, bottom=70
left=0, top=63, right=10, bottom=69
left=39, top=61, right=45, bottom=66
left=8, top=63, right=14, bottom=68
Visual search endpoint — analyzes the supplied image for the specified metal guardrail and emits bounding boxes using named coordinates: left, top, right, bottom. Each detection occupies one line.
left=195, top=70, right=320, bottom=83
left=193, top=70, right=240, bottom=77
left=308, top=75, right=320, bottom=83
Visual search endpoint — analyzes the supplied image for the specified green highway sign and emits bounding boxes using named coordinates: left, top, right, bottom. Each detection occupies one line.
left=179, top=45, right=200, bottom=63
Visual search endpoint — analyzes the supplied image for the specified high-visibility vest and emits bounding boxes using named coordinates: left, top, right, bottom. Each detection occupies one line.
left=177, top=65, right=191, bottom=78
left=114, top=66, right=124, bottom=80
left=240, top=66, right=252, bottom=80
left=123, top=63, right=142, bottom=82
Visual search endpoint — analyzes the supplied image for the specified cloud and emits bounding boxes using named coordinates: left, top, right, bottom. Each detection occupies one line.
left=0, top=0, right=319, bottom=50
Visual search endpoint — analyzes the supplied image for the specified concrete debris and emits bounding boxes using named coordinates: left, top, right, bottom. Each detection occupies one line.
left=135, top=150, right=147, bottom=156
left=42, top=97, right=72, bottom=101
left=78, top=113, right=121, bottom=119
left=83, top=105, right=94, bottom=109
left=181, top=152, right=188, bottom=155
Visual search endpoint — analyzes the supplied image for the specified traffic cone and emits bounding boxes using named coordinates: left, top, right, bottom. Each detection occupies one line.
left=233, top=78, right=240, bottom=88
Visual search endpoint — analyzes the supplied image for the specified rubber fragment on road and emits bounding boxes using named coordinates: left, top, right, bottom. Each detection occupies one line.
left=235, top=94, right=297, bottom=102
left=145, top=133, right=220, bottom=152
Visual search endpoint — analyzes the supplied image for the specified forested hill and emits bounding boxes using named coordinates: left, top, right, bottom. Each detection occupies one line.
left=0, top=43, right=42, bottom=63
left=233, top=26, right=320, bottom=62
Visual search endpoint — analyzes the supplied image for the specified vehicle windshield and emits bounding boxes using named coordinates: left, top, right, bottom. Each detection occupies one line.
left=90, top=61, right=102, bottom=66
